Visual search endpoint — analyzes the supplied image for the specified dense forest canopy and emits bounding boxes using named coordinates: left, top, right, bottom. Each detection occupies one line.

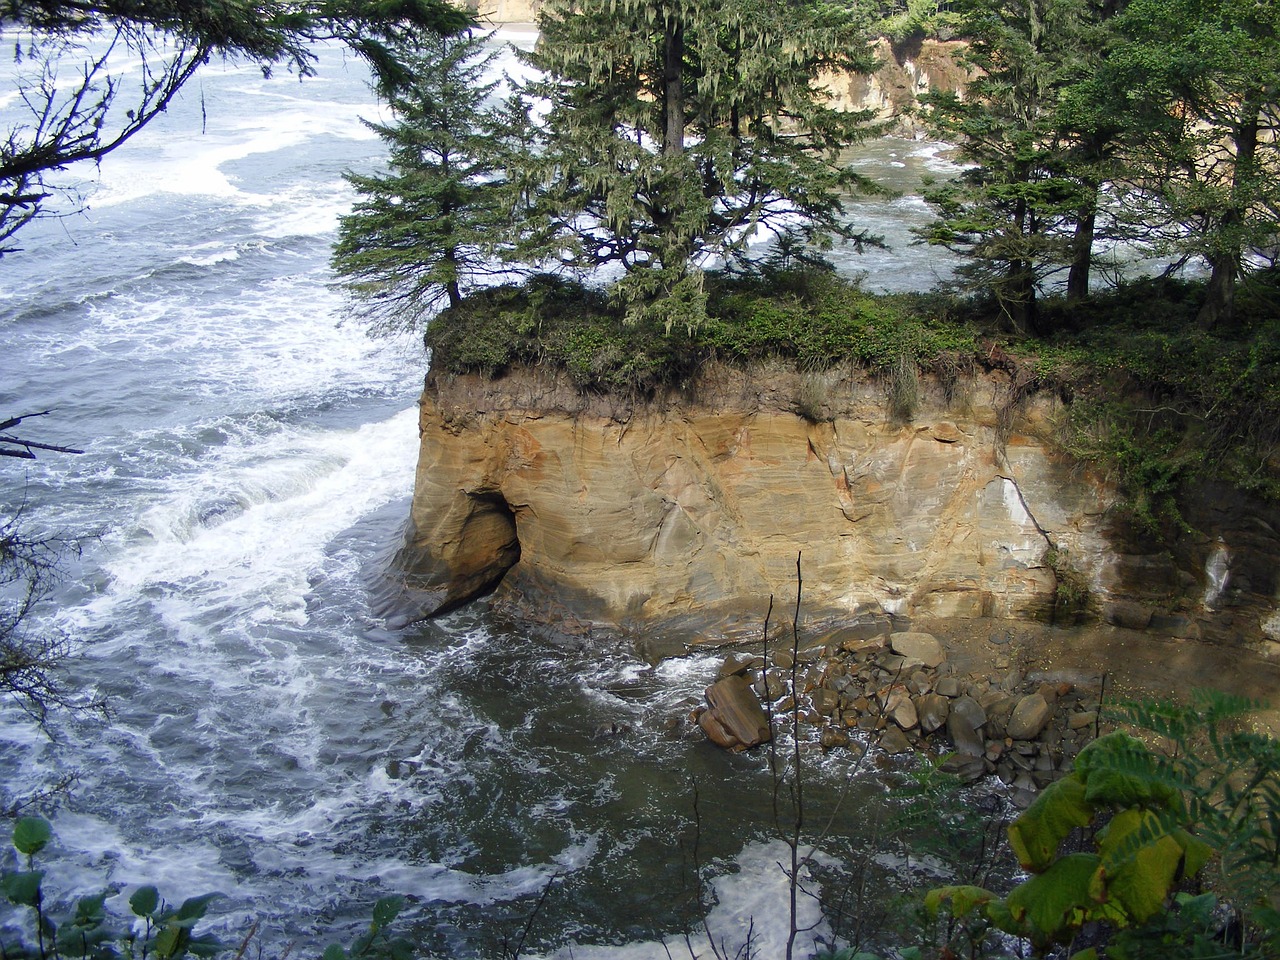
left=331, top=0, right=1279, bottom=334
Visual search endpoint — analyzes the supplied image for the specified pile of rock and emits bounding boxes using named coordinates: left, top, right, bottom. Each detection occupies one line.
left=696, top=627, right=1104, bottom=807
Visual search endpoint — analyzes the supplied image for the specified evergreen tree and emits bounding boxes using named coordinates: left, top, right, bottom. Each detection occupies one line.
left=1100, top=0, right=1280, bottom=328
left=0, top=0, right=471, bottom=257
left=920, top=0, right=1114, bottom=334
left=333, top=31, right=517, bottom=334
left=508, top=0, right=880, bottom=328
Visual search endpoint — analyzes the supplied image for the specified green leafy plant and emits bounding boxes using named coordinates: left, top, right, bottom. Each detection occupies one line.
left=0, top=817, right=223, bottom=960
left=322, top=896, right=413, bottom=960
left=927, top=731, right=1214, bottom=955
left=1108, top=691, right=1280, bottom=950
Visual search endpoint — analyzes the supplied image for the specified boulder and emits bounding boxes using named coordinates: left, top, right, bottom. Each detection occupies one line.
left=811, top=687, right=840, bottom=716
left=1007, top=693, right=1053, bottom=740
left=950, top=695, right=987, bottom=731
left=948, top=713, right=985, bottom=757
left=879, top=725, right=914, bottom=755
left=697, top=675, right=772, bottom=751
left=916, top=693, right=950, bottom=733
left=820, top=726, right=851, bottom=749
left=935, top=676, right=962, bottom=698
left=890, top=632, right=946, bottom=668
left=889, top=693, right=919, bottom=730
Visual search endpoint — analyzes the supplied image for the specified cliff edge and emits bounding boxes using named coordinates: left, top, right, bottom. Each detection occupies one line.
left=384, top=361, right=1280, bottom=655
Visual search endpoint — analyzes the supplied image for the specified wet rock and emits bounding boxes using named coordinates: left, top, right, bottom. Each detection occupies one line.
left=890, top=632, right=946, bottom=668
left=950, top=695, right=987, bottom=731
left=916, top=693, right=950, bottom=733
left=1006, top=693, right=1053, bottom=741
left=719, top=654, right=763, bottom=679
left=948, top=710, right=985, bottom=757
left=697, top=675, right=772, bottom=751
left=385, top=759, right=418, bottom=780
left=592, top=721, right=632, bottom=739
left=1010, top=787, right=1038, bottom=809
left=811, top=687, right=840, bottom=716
left=880, top=725, right=914, bottom=755
left=755, top=670, right=789, bottom=703
left=940, top=752, right=986, bottom=783
left=821, top=726, right=851, bottom=750
left=935, top=676, right=962, bottom=698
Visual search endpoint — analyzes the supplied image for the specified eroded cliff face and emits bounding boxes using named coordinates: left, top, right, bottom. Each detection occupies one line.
left=387, top=363, right=1280, bottom=652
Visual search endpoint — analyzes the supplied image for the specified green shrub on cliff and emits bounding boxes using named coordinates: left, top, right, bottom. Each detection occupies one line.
left=425, top=269, right=976, bottom=393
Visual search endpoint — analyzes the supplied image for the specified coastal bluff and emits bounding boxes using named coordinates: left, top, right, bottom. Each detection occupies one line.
left=385, top=362, right=1280, bottom=655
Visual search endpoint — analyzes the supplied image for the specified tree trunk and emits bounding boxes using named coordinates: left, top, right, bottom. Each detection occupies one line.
left=1067, top=180, right=1098, bottom=301
left=1003, top=261, right=1037, bottom=336
left=1197, top=90, right=1261, bottom=329
left=661, top=18, right=684, bottom=155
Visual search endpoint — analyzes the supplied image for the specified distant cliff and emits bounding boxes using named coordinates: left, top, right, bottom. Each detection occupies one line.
left=385, top=362, right=1280, bottom=655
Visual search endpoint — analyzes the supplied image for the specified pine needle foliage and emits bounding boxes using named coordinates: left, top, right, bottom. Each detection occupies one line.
left=508, top=0, right=885, bottom=329
left=333, top=31, right=521, bottom=336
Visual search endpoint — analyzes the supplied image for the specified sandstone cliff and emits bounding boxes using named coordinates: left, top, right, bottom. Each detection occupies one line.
left=387, top=363, right=1280, bottom=654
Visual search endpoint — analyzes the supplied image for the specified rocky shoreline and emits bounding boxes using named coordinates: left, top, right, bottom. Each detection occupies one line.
left=694, top=622, right=1105, bottom=807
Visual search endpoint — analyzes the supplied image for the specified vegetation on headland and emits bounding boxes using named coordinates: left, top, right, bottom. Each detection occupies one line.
left=426, top=266, right=1280, bottom=535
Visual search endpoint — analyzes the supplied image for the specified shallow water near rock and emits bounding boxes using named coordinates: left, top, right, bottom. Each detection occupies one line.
left=0, top=28, right=998, bottom=957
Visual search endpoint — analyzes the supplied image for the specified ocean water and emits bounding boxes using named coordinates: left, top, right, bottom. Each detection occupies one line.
left=0, top=28, right=967, bottom=958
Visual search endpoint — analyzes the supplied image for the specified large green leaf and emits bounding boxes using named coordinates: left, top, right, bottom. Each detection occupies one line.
left=371, top=895, right=404, bottom=930
left=153, top=924, right=183, bottom=960
left=1173, top=828, right=1213, bottom=877
left=1074, top=733, right=1179, bottom=809
left=2, top=870, right=44, bottom=907
left=130, top=886, right=161, bottom=919
left=1095, top=809, right=1216, bottom=924
left=1096, top=809, right=1184, bottom=923
left=11, top=818, right=52, bottom=857
left=1008, top=775, right=1095, bottom=872
left=175, top=893, right=221, bottom=925
left=924, top=884, right=997, bottom=920
left=1006, top=853, right=1103, bottom=942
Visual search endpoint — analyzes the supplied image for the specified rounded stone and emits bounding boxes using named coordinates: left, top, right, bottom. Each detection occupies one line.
left=1007, top=693, right=1053, bottom=741
left=889, top=631, right=946, bottom=668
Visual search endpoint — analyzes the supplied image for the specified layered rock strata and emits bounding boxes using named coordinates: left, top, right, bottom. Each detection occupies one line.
left=388, top=362, right=1280, bottom=650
